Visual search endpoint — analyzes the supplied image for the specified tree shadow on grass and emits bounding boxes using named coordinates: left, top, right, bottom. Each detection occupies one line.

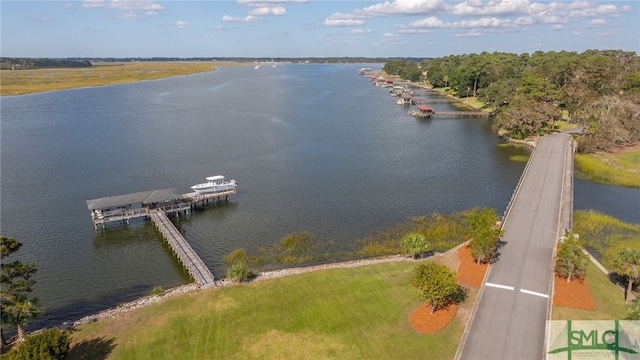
left=68, top=336, right=116, bottom=360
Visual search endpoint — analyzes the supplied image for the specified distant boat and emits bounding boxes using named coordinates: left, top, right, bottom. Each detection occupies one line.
left=190, top=175, right=237, bottom=193
left=254, top=65, right=260, bottom=70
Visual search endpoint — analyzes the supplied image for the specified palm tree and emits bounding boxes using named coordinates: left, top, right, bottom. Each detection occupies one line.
left=614, top=248, right=640, bottom=304
left=2, top=294, right=41, bottom=342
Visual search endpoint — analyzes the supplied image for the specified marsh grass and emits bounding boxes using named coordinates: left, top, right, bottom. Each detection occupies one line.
left=0, top=62, right=244, bottom=96
left=70, top=261, right=467, bottom=360
left=574, top=151, right=640, bottom=188
left=552, top=260, right=627, bottom=320
left=573, top=210, right=640, bottom=269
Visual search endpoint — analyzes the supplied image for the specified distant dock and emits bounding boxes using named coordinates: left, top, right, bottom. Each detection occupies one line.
left=87, top=187, right=237, bottom=288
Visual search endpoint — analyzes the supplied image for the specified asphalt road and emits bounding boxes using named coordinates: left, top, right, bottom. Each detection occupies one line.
left=457, top=134, right=571, bottom=360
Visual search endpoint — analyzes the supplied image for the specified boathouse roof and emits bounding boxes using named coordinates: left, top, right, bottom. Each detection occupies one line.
left=418, top=105, right=434, bottom=111
left=86, top=188, right=184, bottom=210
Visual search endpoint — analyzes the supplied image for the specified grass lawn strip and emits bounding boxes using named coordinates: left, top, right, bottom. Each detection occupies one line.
left=70, top=257, right=471, bottom=360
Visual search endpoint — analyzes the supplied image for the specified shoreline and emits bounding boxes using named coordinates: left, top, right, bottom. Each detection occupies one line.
left=59, top=255, right=417, bottom=331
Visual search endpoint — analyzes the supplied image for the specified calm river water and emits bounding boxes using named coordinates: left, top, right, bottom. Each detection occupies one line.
left=1, top=64, right=638, bottom=330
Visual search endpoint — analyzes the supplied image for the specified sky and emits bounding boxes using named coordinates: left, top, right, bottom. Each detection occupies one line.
left=1, top=0, right=638, bottom=58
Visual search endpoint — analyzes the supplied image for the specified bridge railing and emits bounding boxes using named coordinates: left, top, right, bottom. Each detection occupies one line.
left=501, top=138, right=541, bottom=228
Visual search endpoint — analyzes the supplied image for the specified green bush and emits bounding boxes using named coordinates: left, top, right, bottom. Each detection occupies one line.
left=627, top=297, right=640, bottom=320
left=151, top=286, right=164, bottom=296
left=410, top=262, right=460, bottom=314
left=401, top=233, right=429, bottom=259
left=10, top=328, right=70, bottom=360
left=227, top=263, right=255, bottom=283
left=555, top=233, right=589, bottom=282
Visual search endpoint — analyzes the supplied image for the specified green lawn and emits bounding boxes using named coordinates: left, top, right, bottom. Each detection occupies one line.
left=552, top=261, right=628, bottom=320
left=69, top=261, right=467, bottom=360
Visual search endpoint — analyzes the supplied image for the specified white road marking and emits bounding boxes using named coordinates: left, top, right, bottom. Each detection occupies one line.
left=485, top=282, right=515, bottom=291
left=520, top=289, right=549, bottom=298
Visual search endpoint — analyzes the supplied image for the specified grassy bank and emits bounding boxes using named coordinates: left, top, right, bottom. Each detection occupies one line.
left=552, top=260, right=627, bottom=320
left=574, top=151, right=640, bottom=188
left=69, top=260, right=468, bottom=360
left=0, top=61, right=244, bottom=96
left=573, top=210, right=640, bottom=269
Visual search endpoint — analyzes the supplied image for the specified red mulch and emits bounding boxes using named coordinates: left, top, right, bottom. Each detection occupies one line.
left=457, top=245, right=488, bottom=288
left=553, top=274, right=595, bottom=311
left=410, top=303, right=458, bottom=334
left=409, top=245, right=488, bottom=333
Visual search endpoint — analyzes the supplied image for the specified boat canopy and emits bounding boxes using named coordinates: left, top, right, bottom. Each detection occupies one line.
left=205, top=175, right=225, bottom=181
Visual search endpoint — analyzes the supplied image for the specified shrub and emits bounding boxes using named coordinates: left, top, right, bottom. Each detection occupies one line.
left=410, top=262, right=460, bottom=314
left=227, top=263, right=255, bottom=283
left=10, top=328, right=70, bottom=360
left=555, top=233, right=588, bottom=282
left=401, top=233, right=429, bottom=259
left=627, top=297, right=640, bottom=320
left=151, top=286, right=164, bottom=296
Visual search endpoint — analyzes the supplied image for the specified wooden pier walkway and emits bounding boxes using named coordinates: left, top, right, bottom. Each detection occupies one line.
left=149, top=209, right=216, bottom=288
left=431, top=111, right=488, bottom=118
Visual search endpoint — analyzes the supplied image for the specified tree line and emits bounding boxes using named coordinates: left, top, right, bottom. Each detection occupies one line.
left=383, top=50, right=640, bottom=153
left=0, top=58, right=92, bottom=70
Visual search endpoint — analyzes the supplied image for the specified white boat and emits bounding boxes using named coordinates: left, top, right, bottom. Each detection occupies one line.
left=190, top=175, right=237, bottom=193
left=254, top=65, right=260, bottom=70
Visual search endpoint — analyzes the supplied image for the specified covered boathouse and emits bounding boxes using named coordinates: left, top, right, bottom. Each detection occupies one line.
left=87, top=188, right=190, bottom=229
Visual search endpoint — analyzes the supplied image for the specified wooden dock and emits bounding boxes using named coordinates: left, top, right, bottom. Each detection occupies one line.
left=431, top=111, right=488, bottom=118
left=86, top=186, right=238, bottom=288
left=149, top=209, right=216, bottom=288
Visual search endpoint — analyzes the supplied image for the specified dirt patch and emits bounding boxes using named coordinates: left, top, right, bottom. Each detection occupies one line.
left=553, top=274, right=595, bottom=311
left=457, top=245, right=488, bottom=288
left=410, top=303, right=458, bottom=334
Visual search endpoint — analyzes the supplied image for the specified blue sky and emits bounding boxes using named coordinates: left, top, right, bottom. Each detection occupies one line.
left=1, top=0, right=638, bottom=58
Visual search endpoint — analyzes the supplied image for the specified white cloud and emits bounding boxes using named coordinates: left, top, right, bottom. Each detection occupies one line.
left=452, top=30, right=485, bottom=37
left=408, top=16, right=444, bottom=28
left=586, top=19, right=606, bottom=28
left=451, top=0, right=532, bottom=16
left=238, top=0, right=310, bottom=4
left=116, top=12, right=141, bottom=20
left=330, top=0, right=632, bottom=35
left=222, top=15, right=263, bottom=23
left=62, top=2, right=74, bottom=9
left=146, top=11, right=159, bottom=16
left=383, top=32, right=399, bottom=38
left=29, top=16, right=52, bottom=22
left=87, top=26, right=102, bottom=32
left=551, top=24, right=563, bottom=30
left=175, top=20, right=189, bottom=29
left=82, top=0, right=164, bottom=11
left=354, top=0, right=448, bottom=16
left=323, top=17, right=365, bottom=27
left=350, top=28, right=372, bottom=34
left=248, top=6, right=286, bottom=16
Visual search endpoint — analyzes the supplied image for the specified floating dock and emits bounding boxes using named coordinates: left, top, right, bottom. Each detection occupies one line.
left=86, top=186, right=237, bottom=288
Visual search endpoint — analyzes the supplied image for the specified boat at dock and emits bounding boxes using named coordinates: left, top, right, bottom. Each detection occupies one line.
left=190, top=175, right=237, bottom=193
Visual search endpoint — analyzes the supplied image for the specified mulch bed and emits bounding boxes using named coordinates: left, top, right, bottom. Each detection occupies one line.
left=457, top=245, right=488, bottom=288
left=409, top=245, right=488, bottom=334
left=552, top=274, right=595, bottom=311
left=410, top=303, right=458, bottom=334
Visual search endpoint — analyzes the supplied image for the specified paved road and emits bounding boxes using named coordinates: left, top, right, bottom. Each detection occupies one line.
left=457, top=134, right=571, bottom=360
